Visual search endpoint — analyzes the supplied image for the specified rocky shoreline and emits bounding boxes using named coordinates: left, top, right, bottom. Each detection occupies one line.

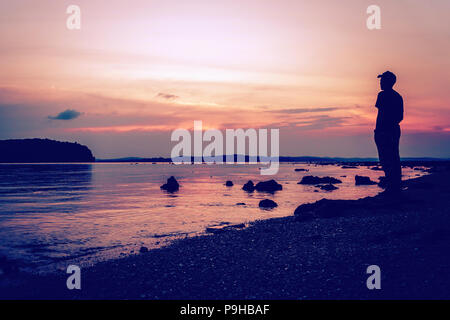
left=1, top=164, right=450, bottom=299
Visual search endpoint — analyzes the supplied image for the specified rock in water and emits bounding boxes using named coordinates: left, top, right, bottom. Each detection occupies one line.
left=255, top=180, right=283, bottom=193
left=160, top=176, right=180, bottom=192
left=316, top=184, right=338, bottom=191
left=355, top=175, right=377, bottom=185
left=242, top=180, right=255, bottom=192
left=225, top=181, right=234, bottom=187
left=259, top=199, right=278, bottom=209
left=298, top=176, right=342, bottom=185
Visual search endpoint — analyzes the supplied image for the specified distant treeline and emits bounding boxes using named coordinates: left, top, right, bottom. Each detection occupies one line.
left=97, top=155, right=344, bottom=163
left=0, top=139, right=95, bottom=163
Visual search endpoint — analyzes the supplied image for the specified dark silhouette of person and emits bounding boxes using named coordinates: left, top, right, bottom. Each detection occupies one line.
left=374, top=71, right=403, bottom=193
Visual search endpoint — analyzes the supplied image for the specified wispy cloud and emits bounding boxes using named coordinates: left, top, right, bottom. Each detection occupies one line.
left=156, top=93, right=179, bottom=100
left=268, top=107, right=339, bottom=114
left=48, top=109, right=82, bottom=120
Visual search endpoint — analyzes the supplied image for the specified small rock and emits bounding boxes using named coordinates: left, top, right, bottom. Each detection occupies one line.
left=316, top=184, right=338, bottom=191
left=298, top=176, right=342, bottom=185
left=355, top=175, right=377, bottom=185
left=242, top=180, right=255, bottom=192
left=259, top=199, right=278, bottom=209
left=139, top=246, right=149, bottom=253
left=294, top=168, right=309, bottom=172
left=341, top=165, right=357, bottom=169
left=160, top=176, right=180, bottom=192
left=225, top=180, right=234, bottom=187
left=236, top=202, right=246, bottom=206
left=255, top=179, right=283, bottom=193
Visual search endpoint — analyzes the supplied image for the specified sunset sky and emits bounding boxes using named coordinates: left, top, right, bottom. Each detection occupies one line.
left=0, top=0, right=449, bottom=158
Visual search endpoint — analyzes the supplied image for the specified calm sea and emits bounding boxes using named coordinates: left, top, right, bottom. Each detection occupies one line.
left=0, top=163, right=426, bottom=273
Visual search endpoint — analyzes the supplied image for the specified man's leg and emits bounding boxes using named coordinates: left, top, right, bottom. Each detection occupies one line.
left=391, top=129, right=402, bottom=190
left=375, top=131, right=390, bottom=187
left=383, top=131, right=402, bottom=192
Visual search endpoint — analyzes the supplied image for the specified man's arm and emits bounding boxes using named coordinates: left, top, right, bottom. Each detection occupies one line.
left=375, top=92, right=383, bottom=109
left=397, top=95, right=404, bottom=124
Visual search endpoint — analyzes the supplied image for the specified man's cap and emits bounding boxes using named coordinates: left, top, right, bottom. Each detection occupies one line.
left=377, top=71, right=396, bottom=80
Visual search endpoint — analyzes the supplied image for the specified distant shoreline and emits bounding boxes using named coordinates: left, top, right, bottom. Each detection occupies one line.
left=96, top=156, right=450, bottom=166
left=2, top=158, right=449, bottom=168
left=96, top=156, right=386, bottom=163
left=2, top=138, right=449, bottom=164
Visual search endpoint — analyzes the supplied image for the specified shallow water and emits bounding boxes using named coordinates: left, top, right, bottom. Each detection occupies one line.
left=0, top=162, right=426, bottom=273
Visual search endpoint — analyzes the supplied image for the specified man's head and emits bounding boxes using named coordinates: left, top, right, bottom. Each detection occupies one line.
left=378, top=71, right=396, bottom=90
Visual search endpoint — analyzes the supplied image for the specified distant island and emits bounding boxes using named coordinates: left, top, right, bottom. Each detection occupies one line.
left=0, top=139, right=95, bottom=163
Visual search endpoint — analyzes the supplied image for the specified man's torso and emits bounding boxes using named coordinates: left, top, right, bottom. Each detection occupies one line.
left=375, top=89, right=404, bottom=131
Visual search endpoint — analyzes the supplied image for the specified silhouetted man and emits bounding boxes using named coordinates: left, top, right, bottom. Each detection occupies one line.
left=374, top=71, right=403, bottom=193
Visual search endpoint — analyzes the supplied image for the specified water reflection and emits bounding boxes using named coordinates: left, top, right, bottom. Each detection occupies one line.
left=0, top=164, right=92, bottom=213
left=0, top=163, right=428, bottom=273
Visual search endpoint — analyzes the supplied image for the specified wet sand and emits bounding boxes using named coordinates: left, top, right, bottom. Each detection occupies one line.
left=2, top=164, right=450, bottom=299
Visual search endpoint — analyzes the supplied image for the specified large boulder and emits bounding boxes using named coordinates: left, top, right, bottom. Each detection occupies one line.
left=255, top=179, right=283, bottom=193
left=355, top=175, right=377, bottom=185
left=294, top=198, right=355, bottom=221
left=160, top=176, right=180, bottom=192
left=259, top=199, right=278, bottom=209
left=298, top=176, right=342, bottom=185
left=293, top=202, right=317, bottom=221
left=242, top=180, right=255, bottom=192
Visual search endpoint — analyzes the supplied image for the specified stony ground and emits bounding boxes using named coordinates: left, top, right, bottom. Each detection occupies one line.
left=2, top=166, right=450, bottom=299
